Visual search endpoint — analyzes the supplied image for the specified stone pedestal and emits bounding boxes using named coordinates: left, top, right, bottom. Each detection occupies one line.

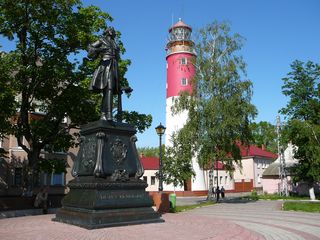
left=53, top=120, right=163, bottom=229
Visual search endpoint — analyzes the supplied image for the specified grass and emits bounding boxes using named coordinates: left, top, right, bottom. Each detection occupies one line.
left=258, top=194, right=310, bottom=201
left=283, top=202, right=320, bottom=213
left=171, top=201, right=216, bottom=213
left=244, top=192, right=314, bottom=201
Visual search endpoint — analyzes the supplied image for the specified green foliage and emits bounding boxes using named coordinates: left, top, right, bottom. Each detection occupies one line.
left=283, top=120, right=320, bottom=184
left=121, top=111, right=152, bottom=133
left=280, top=60, right=320, bottom=186
left=168, top=21, right=257, bottom=181
left=0, top=0, right=112, bottom=167
left=171, top=201, right=216, bottom=213
left=244, top=192, right=311, bottom=201
left=250, top=189, right=259, bottom=200
left=280, top=60, right=320, bottom=123
left=163, top=128, right=195, bottom=187
left=0, top=0, right=152, bottom=170
left=259, top=193, right=309, bottom=200
left=0, top=53, right=18, bottom=139
left=283, top=202, right=320, bottom=213
left=38, top=158, right=66, bottom=173
left=137, top=146, right=160, bottom=157
left=250, top=121, right=277, bottom=153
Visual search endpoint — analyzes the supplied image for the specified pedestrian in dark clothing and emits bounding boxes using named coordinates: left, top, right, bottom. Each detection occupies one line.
left=221, top=186, right=225, bottom=199
left=216, top=186, right=220, bottom=202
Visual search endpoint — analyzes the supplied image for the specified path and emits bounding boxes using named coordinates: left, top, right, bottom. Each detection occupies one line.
left=188, top=200, right=320, bottom=240
left=0, top=200, right=319, bottom=239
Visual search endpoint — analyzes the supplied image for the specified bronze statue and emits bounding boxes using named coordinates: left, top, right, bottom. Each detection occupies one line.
left=88, top=27, right=120, bottom=121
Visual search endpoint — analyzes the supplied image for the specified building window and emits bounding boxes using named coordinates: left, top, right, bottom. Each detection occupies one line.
left=214, top=176, right=217, bottom=185
left=225, top=176, right=228, bottom=185
left=143, top=176, right=147, bottom=183
left=14, top=168, right=23, bottom=186
left=151, top=176, right=156, bottom=185
left=51, top=173, right=64, bottom=186
left=220, top=176, right=223, bottom=185
left=257, top=160, right=261, bottom=169
left=257, top=174, right=261, bottom=184
left=181, top=78, right=188, bottom=86
left=181, top=57, right=187, bottom=65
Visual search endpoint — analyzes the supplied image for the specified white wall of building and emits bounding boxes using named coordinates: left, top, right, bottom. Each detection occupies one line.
left=233, top=157, right=254, bottom=181
left=254, top=157, right=272, bottom=188
left=141, top=170, right=159, bottom=192
left=204, top=169, right=234, bottom=190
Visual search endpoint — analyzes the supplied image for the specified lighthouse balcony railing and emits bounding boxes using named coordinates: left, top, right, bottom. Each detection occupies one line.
left=166, top=47, right=196, bottom=56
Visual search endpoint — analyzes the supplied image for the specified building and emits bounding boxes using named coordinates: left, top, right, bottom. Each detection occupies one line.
left=0, top=112, right=70, bottom=197
left=262, top=143, right=320, bottom=196
left=140, top=145, right=277, bottom=195
left=232, top=144, right=277, bottom=192
left=164, top=18, right=206, bottom=193
left=140, top=156, right=159, bottom=192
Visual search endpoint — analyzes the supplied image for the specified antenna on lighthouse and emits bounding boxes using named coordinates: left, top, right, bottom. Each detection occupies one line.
left=276, top=116, right=288, bottom=196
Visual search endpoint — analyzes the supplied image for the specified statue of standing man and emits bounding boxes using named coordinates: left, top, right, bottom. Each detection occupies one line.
left=88, top=27, right=120, bottom=121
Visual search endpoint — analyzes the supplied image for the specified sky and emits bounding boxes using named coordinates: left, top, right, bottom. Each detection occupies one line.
left=1, top=0, right=320, bottom=148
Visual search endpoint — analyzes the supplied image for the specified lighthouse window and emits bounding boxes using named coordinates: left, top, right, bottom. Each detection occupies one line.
left=181, top=57, right=187, bottom=65
left=181, top=78, right=188, bottom=86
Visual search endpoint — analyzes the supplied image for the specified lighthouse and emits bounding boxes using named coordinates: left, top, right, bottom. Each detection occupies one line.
left=165, top=19, right=207, bottom=193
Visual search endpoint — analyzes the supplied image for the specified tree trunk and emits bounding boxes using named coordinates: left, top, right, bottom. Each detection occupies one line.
left=26, top=148, right=41, bottom=192
left=309, top=186, right=316, bottom=201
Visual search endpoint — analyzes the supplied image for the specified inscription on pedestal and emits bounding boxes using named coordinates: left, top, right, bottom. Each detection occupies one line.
left=98, top=192, right=145, bottom=200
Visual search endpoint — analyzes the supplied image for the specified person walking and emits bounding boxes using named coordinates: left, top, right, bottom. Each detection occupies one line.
left=216, top=186, right=220, bottom=202
left=221, top=186, right=225, bottom=199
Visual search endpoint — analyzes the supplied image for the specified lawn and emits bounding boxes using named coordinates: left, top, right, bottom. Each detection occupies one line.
left=171, top=201, right=216, bottom=213
left=283, top=201, right=320, bottom=213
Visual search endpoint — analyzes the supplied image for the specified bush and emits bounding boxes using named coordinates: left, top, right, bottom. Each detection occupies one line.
left=250, top=189, right=259, bottom=200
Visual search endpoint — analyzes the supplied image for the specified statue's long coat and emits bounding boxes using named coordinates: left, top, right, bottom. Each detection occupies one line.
left=88, top=37, right=120, bottom=94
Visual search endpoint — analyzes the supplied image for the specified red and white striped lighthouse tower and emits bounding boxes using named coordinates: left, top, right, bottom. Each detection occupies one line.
left=165, top=19, right=206, bottom=193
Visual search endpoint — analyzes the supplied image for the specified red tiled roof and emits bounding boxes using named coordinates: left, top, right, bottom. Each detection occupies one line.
left=140, top=156, right=159, bottom=170
left=214, top=161, right=225, bottom=169
left=239, top=144, right=277, bottom=159
left=204, top=161, right=225, bottom=170
left=140, top=145, right=276, bottom=171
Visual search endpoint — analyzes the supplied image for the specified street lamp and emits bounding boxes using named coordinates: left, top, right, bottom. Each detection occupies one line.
left=155, top=123, right=166, bottom=192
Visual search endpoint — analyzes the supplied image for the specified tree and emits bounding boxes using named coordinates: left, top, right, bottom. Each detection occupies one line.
left=165, top=21, right=257, bottom=190
left=163, top=129, right=195, bottom=189
left=280, top=60, right=320, bottom=200
left=137, top=146, right=160, bottom=157
left=250, top=121, right=277, bottom=153
left=0, top=1, right=151, bottom=178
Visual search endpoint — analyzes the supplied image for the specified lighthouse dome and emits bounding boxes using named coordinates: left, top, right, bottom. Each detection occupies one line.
left=169, top=18, right=192, bottom=32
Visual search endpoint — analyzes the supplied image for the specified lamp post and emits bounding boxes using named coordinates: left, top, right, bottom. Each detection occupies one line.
left=155, top=123, right=166, bottom=192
